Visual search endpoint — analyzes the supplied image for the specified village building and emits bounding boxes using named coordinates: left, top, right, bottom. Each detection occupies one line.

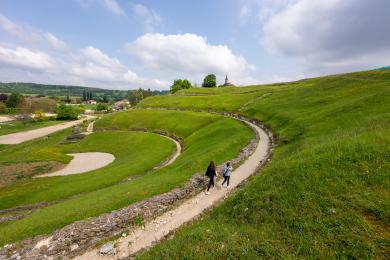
left=114, top=99, right=130, bottom=110
left=86, top=99, right=97, bottom=105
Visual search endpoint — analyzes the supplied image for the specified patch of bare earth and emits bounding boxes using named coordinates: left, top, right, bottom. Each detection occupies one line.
left=0, top=161, right=65, bottom=188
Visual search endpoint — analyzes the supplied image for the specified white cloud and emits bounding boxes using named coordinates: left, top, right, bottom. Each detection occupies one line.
left=126, top=33, right=255, bottom=85
left=0, top=46, right=55, bottom=72
left=74, top=0, right=125, bottom=16
left=0, top=14, right=168, bottom=90
left=132, top=4, right=162, bottom=32
left=45, top=32, right=67, bottom=51
left=261, top=0, right=390, bottom=73
left=102, top=0, right=125, bottom=16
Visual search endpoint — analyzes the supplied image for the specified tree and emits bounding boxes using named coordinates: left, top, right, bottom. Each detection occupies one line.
left=170, top=79, right=192, bottom=93
left=6, top=93, right=24, bottom=108
left=202, top=74, right=217, bottom=88
left=82, top=90, right=87, bottom=101
left=96, top=103, right=109, bottom=111
left=0, top=93, right=8, bottom=102
left=56, top=104, right=79, bottom=120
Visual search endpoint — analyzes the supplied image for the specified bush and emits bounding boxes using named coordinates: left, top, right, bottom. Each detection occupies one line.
left=56, top=104, right=79, bottom=120
left=6, top=93, right=24, bottom=108
left=202, top=74, right=217, bottom=88
left=96, top=103, right=109, bottom=111
left=0, top=102, right=5, bottom=114
left=170, top=79, right=192, bottom=94
left=33, top=111, right=48, bottom=122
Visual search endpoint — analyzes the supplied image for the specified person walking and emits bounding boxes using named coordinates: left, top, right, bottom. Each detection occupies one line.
left=205, top=161, right=218, bottom=195
left=221, top=162, right=233, bottom=188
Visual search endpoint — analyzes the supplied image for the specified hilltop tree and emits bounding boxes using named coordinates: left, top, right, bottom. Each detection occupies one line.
left=202, top=74, right=217, bottom=88
left=170, top=79, right=192, bottom=93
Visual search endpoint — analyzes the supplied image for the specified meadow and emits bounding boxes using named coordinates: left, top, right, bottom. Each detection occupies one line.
left=137, top=70, right=390, bottom=259
left=0, top=109, right=253, bottom=246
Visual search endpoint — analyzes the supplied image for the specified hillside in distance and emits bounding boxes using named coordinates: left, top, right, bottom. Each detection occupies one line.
left=0, top=82, right=168, bottom=99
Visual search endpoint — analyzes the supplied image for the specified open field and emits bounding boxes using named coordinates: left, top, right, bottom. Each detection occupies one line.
left=137, top=70, right=390, bottom=259
left=0, top=109, right=253, bottom=246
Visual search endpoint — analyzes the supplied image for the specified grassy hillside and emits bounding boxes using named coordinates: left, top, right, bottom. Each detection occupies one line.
left=0, top=110, right=253, bottom=246
left=138, top=70, right=390, bottom=259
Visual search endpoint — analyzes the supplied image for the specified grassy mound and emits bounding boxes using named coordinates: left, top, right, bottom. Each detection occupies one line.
left=0, top=109, right=253, bottom=246
left=138, top=70, right=389, bottom=259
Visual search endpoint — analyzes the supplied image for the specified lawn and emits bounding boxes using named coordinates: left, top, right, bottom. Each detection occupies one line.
left=0, top=120, right=64, bottom=136
left=137, top=69, right=390, bottom=259
left=0, top=109, right=253, bottom=246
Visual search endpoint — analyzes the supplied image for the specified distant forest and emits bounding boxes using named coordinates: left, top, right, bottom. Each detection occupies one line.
left=0, top=82, right=169, bottom=104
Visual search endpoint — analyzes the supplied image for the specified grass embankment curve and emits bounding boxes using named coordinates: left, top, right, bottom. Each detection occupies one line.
left=137, top=70, right=390, bottom=259
left=0, top=109, right=254, bottom=247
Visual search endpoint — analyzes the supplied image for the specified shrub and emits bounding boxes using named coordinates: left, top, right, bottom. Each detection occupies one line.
left=96, top=103, right=109, bottom=111
left=6, top=93, right=24, bottom=108
left=0, top=93, right=8, bottom=102
left=170, top=79, right=192, bottom=94
left=33, top=111, right=48, bottom=122
left=202, top=74, right=217, bottom=88
left=0, top=102, right=5, bottom=114
left=56, top=104, right=79, bottom=120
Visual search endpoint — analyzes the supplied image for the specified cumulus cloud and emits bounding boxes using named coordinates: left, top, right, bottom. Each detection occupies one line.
left=0, top=14, right=168, bottom=89
left=0, top=46, right=56, bottom=72
left=126, top=33, right=255, bottom=85
left=132, top=4, right=162, bottom=32
left=261, top=0, right=390, bottom=72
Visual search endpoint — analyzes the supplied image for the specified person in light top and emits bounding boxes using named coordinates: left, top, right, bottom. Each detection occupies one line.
left=221, top=162, right=233, bottom=188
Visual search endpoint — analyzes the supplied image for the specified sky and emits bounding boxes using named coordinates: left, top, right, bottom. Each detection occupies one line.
left=0, top=0, right=389, bottom=90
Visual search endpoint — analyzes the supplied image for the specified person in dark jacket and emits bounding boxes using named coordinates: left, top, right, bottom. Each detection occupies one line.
left=205, top=161, right=218, bottom=195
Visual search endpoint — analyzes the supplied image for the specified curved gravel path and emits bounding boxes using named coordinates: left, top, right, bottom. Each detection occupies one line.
left=0, top=116, right=95, bottom=145
left=75, top=117, right=270, bottom=259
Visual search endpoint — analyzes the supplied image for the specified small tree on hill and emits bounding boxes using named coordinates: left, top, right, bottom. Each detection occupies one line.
left=202, top=74, right=217, bottom=88
left=170, top=79, right=192, bottom=93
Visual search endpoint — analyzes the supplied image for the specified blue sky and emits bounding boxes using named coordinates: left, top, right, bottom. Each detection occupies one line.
left=0, top=0, right=389, bottom=89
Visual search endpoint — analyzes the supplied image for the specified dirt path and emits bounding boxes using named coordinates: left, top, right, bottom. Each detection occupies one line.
left=157, top=135, right=181, bottom=168
left=35, top=152, right=115, bottom=177
left=0, top=116, right=95, bottom=145
left=75, top=118, right=270, bottom=259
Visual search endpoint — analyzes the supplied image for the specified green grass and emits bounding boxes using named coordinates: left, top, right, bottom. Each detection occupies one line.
left=138, top=69, right=390, bottom=259
left=0, top=109, right=253, bottom=246
left=137, top=92, right=265, bottom=112
left=0, top=120, right=63, bottom=136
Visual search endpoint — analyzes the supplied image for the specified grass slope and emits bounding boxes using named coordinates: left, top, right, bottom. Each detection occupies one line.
left=138, top=70, right=390, bottom=259
left=0, top=109, right=253, bottom=246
